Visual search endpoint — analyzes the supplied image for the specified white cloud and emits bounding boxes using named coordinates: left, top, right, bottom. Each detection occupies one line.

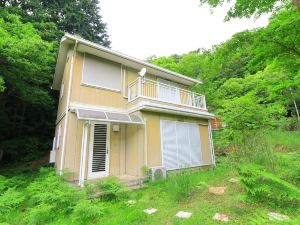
left=100, top=0, right=269, bottom=59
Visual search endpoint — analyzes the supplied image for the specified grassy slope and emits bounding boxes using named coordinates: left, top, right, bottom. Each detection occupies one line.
left=94, top=166, right=299, bottom=225
left=0, top=130, right=299, bottom=225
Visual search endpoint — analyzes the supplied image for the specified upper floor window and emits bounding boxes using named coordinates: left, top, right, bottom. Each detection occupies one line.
left=82, top=54, right=121, bottom=92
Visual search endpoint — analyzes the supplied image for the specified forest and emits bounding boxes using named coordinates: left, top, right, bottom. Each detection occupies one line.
left=0, top=0, right=299, bottom=224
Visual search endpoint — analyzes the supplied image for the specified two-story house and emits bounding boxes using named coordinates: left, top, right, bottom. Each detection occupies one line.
left=50, top=34, right=215, bottom=187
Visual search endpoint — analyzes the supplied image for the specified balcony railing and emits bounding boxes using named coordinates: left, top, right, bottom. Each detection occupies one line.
left=128, top=77, right=206, bottom=110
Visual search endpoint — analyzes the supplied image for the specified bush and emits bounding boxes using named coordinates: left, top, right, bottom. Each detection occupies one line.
left=86, top=177, right=128, bottom=201
left=219, top=130, right=278, bottom=172
left=0, top=187, right=25, bottom=215
left=24, top=204, right=55, bottom=225
left=238, top=164, right=300, bottom=208
left=166, top=171, right=197, bottom=202
left=71, top=199, right=104, bottom=224
left=26, top=168, right=84, bottom=213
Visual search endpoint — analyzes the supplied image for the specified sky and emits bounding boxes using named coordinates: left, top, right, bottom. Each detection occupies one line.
left=100, top=0, right=270, bottom=60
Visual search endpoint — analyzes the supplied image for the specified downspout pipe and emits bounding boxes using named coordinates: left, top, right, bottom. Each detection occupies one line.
left=60, top=40, right=78, bottom=173
left=208, top=120, right=216, bottom=167
left=79, top=121, right=90, bottom=187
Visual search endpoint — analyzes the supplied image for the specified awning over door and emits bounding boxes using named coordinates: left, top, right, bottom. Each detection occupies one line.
left=76, top=108, right=143, bottom=124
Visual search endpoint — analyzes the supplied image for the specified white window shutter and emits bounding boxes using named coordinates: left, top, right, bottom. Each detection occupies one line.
left=189, top=123, right=202, bottom=166
left=161, top=120, right=202, bottom=170
left=161, top=120, right=178, bottom=170
left=176, top=122, right=190, bottom=168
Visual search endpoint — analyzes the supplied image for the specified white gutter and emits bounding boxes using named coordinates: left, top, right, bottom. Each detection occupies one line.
left=60, top=40, right=78, bottom=173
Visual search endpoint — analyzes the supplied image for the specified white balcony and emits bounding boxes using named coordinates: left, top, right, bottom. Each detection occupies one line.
left=128, top=77, right=206, bottom=110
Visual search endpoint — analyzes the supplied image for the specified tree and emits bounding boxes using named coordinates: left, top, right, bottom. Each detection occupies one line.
left=199, top=0, right=300, bottom=20
left=1, top=0, right=110, bottom=46
left=0, top=12, right=55, bottom=161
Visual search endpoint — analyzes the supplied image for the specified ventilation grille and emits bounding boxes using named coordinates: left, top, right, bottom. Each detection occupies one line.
left=92, top=124, right=107, bottom=172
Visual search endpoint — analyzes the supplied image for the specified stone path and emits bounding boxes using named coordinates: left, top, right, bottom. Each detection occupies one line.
left=212, top=213, right=229, bottom=222
left=175, top=211, right=192, bottom=218
left=209, top=186, right=227, bottom=195
left=143, top=208, right=157, bottom=214
left=268, top=212, right=290, bottom=221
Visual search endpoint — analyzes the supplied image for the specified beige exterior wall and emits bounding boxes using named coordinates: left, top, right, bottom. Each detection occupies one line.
left=142, top=111, right=212, bottom=168
left=56, top=50, right=73, bottom=119
left=60, top=115, right=145, bottom=180
left=54, top=117, right=65, bottom=171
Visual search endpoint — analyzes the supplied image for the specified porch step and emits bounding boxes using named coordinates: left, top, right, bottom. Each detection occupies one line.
left=118, top=175, right=145, bottom=190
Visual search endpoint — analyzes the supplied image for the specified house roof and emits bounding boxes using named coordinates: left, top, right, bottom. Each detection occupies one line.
left=52, top=33, right=202, bottom=90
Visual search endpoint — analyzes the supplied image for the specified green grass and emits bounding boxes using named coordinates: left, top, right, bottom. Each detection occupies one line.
left=0, top=130, right=299, bottom=224
left=1, top=165, right=299, bottom=225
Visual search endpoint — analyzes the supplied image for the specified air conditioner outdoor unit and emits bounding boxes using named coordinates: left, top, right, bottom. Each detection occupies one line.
left=149, top=166, right=167, bottom=181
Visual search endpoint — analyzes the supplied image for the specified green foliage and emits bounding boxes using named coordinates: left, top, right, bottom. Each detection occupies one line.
left=0, top=163, right=300, bottom=224
left=0, top=76, right=4, bottom=93
left=26, top=168, right=84, bottom=210
left=1, top=0, right=110, bottom=46
left=86, top=177, right=128, bottom=201
left=24, top=204, right=55, bottom=225
left=71, top=199, right=104, bottom=224
left=0, top=187, right=25, bottom=215
left=0, top=12, right=56, bottom=162
left=166, top=171, right=197, bottom=202
left=198, top=0, right=298, bottom=20
left=238, top=164, right=300, bottom=207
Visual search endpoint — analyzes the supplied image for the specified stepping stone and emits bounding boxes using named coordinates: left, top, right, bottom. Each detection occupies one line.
left=176, top=211, right=192, bottom=218
left=127, top=200, right=136, bottom=205
left=229, top=178, right=239, bottom=183
left=143, top=208, right=157, bottom=214
left=209, top=186, right=227, bottom=195
left=212, top=213, right=229, bottom=222
left=268, top=212, right=290, bottom=221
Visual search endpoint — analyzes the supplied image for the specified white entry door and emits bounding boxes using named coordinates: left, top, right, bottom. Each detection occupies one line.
left=88, top=123, right=110, bottom=179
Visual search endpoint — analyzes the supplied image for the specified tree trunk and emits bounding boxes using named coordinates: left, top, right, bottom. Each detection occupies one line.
left=294, top=0, right=300, bottom=12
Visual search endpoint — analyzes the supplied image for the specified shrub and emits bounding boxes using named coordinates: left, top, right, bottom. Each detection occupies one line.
left=86, top=177, right=128, bottom=201
left=222, top=130, right=278, bottom=172
left=71, top=199, right=104, bottom=224
left=0, top=187, right=25, bottom=215
left=238, top=164, right=300, bottom=207
left=26, top=168, right=84, bottom=213
left=167, top=171, right=197, bottom=202
left=24, top=204, right=55, bottom=225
